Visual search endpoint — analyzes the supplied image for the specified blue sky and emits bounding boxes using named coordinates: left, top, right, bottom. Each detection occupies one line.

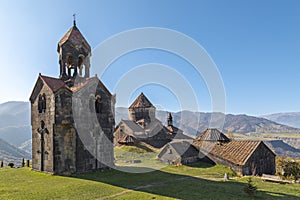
left=0, top=0, right=299, bottom=116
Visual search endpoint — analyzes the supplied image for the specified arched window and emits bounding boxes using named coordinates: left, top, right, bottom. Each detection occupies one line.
left=78, top=56, right=85, bottom=77
left=95, top=95, right=101, bottom=113
left=38, top=94, right=43, bottom=113
left=42, top=93, right=46, bottom=112
left=66, top=55, right=74, bottom=78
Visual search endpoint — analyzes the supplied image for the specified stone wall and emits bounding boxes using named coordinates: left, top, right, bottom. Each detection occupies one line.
left=72, top=79, right=115, bottom=172
left=31, top=82, right=55, bottom=173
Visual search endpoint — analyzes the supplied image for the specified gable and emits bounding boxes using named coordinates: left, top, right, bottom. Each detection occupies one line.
left=71, top=77, right=112, bottom=97
left=29, top=77, right=44, bottom=103
left=30, top=75, right=69, bottom=103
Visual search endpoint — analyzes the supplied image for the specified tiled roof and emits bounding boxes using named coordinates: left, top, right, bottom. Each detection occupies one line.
left=129, top=93, right=155, bottom=109
left=57, top=25, right=91, bottom=52
left=163, top=140, right=199, bottom=158
left=120, top=120, right=145, bottom=135
left=70, top=77, right=97, bottom=92
left=193, top=140, right=263, bottom=165
left=195, top=128, right=230, bottom=142
left=40, top=75, right=66, bottom=92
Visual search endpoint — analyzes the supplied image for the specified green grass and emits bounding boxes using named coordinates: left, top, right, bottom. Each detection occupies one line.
left=114, top=145, right=166, bottom=170
left=1, top=164, right=300, bottom=200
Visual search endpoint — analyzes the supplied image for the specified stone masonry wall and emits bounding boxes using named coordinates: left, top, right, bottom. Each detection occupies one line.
left=31, top=83, right=55, bottom=173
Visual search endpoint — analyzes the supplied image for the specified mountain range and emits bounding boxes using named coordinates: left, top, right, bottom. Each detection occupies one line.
left=0, top=101, right=299, bottom=163
left=262, top=112, right=300, bottom=129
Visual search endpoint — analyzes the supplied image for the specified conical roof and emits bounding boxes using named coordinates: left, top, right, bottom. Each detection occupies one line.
left=57, top=24, right=91, bottom=52
left=195, top=128, right=230, bottom=142
left=129, top=93, right=155, bottom=109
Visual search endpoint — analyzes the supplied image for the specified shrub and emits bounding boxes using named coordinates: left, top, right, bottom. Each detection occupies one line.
left=8, top=162, right=14, bottom=168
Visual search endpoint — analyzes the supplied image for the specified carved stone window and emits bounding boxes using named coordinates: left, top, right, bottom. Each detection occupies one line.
left=38, top=94, right=46, bottom=113
left=42, top=93, right=46, bottom=112
left=38, top=94, right=43, bottom=113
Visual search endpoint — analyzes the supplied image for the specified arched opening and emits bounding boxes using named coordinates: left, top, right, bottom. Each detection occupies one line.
left=66, top=54, right=74, bottom=78
left=38, top=94, right=43, bottom=113
left=42, top=93, right=46, bottom=113
left=78, top=56, right=86, bottom=77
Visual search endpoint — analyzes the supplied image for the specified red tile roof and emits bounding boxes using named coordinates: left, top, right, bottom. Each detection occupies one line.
left=40, top=75, right=66, bottom=92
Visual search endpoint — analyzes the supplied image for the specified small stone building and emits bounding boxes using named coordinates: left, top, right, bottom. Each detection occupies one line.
left=29, top=21, right=115, bottom=174
left=158, top=140, right=214, bottom=165
left=114, top=93, right=191, bottom=148
left=193, top=128, right=276, bottom=175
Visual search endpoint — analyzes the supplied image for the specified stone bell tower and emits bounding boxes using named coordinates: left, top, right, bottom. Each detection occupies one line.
left=57, top=19, right=91, bottom=83
left=30, top=19, right=115, bottom=175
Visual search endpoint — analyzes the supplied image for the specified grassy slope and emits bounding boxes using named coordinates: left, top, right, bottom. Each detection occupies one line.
left=1, top=164, right=300, bottom=200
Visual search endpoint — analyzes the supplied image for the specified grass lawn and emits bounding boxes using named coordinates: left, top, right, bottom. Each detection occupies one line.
left=1, top=163, right=300, bottom=200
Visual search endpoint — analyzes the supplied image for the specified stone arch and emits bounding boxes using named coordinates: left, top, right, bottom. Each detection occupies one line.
left=66, top=54, right=73, bottom=78
left=78, top=55, right=86, bottom=77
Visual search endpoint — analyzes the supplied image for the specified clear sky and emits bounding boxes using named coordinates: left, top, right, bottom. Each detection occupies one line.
left=0, top=0, right=299, bottom=116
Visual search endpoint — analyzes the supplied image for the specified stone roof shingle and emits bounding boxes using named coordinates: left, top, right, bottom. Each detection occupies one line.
left=129, top=93, right=155, bottom=109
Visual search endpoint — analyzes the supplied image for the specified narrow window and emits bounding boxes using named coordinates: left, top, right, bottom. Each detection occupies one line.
left=38, top=94, right=43, bottom=113
left=42, top=93, right=46, bottom=113
left=95, top=95, right=101, bottom=113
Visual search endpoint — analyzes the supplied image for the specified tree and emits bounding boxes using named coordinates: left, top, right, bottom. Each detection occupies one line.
left=0, top=160, right=3, bottom=168
left=8, top=162, right=14, bottom=168
left=22, top=158, right=25, bottom=167
left=243, top=178, right=257, bottom=197
left=284, top=161, right=300, bottom=181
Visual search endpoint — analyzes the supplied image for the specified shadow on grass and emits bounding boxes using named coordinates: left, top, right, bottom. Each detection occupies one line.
left=68, top=163, right=299, bottom=200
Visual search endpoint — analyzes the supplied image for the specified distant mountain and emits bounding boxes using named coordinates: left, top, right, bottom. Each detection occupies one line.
left=0, top=102, right=31, bottom=147
left=265, top=140, right=300, bottom=158
left=0, top=138, right=31, bottom=165
left=0, top=102, right=299, bottom=161
left=0, top=101, right=30, bottom=128
left=116, top=108, right=300, bottom=135
left=0, top=126, right=31, bottom=147
left=19, top=139, right=32, bottom=154
left=261, top=112, right=300, bottom=129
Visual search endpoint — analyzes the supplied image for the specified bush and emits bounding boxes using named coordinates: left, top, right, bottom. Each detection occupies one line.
left=277, top=158, right=300, bottom=181
left=243, top=178, right=257, bottom=197
left=8, top=162, right=14, bottom=168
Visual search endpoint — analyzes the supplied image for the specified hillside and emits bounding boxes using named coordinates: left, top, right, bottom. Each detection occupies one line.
left=0, top=138, right=31, bottom=165
left=0, top=101, right=30, bottom=128
left=262, top=112, right=300, bottom=128
left=264, top=140, right=300, bottom=158
left=116, top=108, right=300, bottom=135
left=1, top=164, right=300, bottom=199
left=0, top=102, right=299, bottom=162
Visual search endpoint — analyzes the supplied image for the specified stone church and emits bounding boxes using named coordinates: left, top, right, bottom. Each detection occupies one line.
left=29, top=20, right=115, bottom=174
left=114, top=93, right=192, bottom=148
